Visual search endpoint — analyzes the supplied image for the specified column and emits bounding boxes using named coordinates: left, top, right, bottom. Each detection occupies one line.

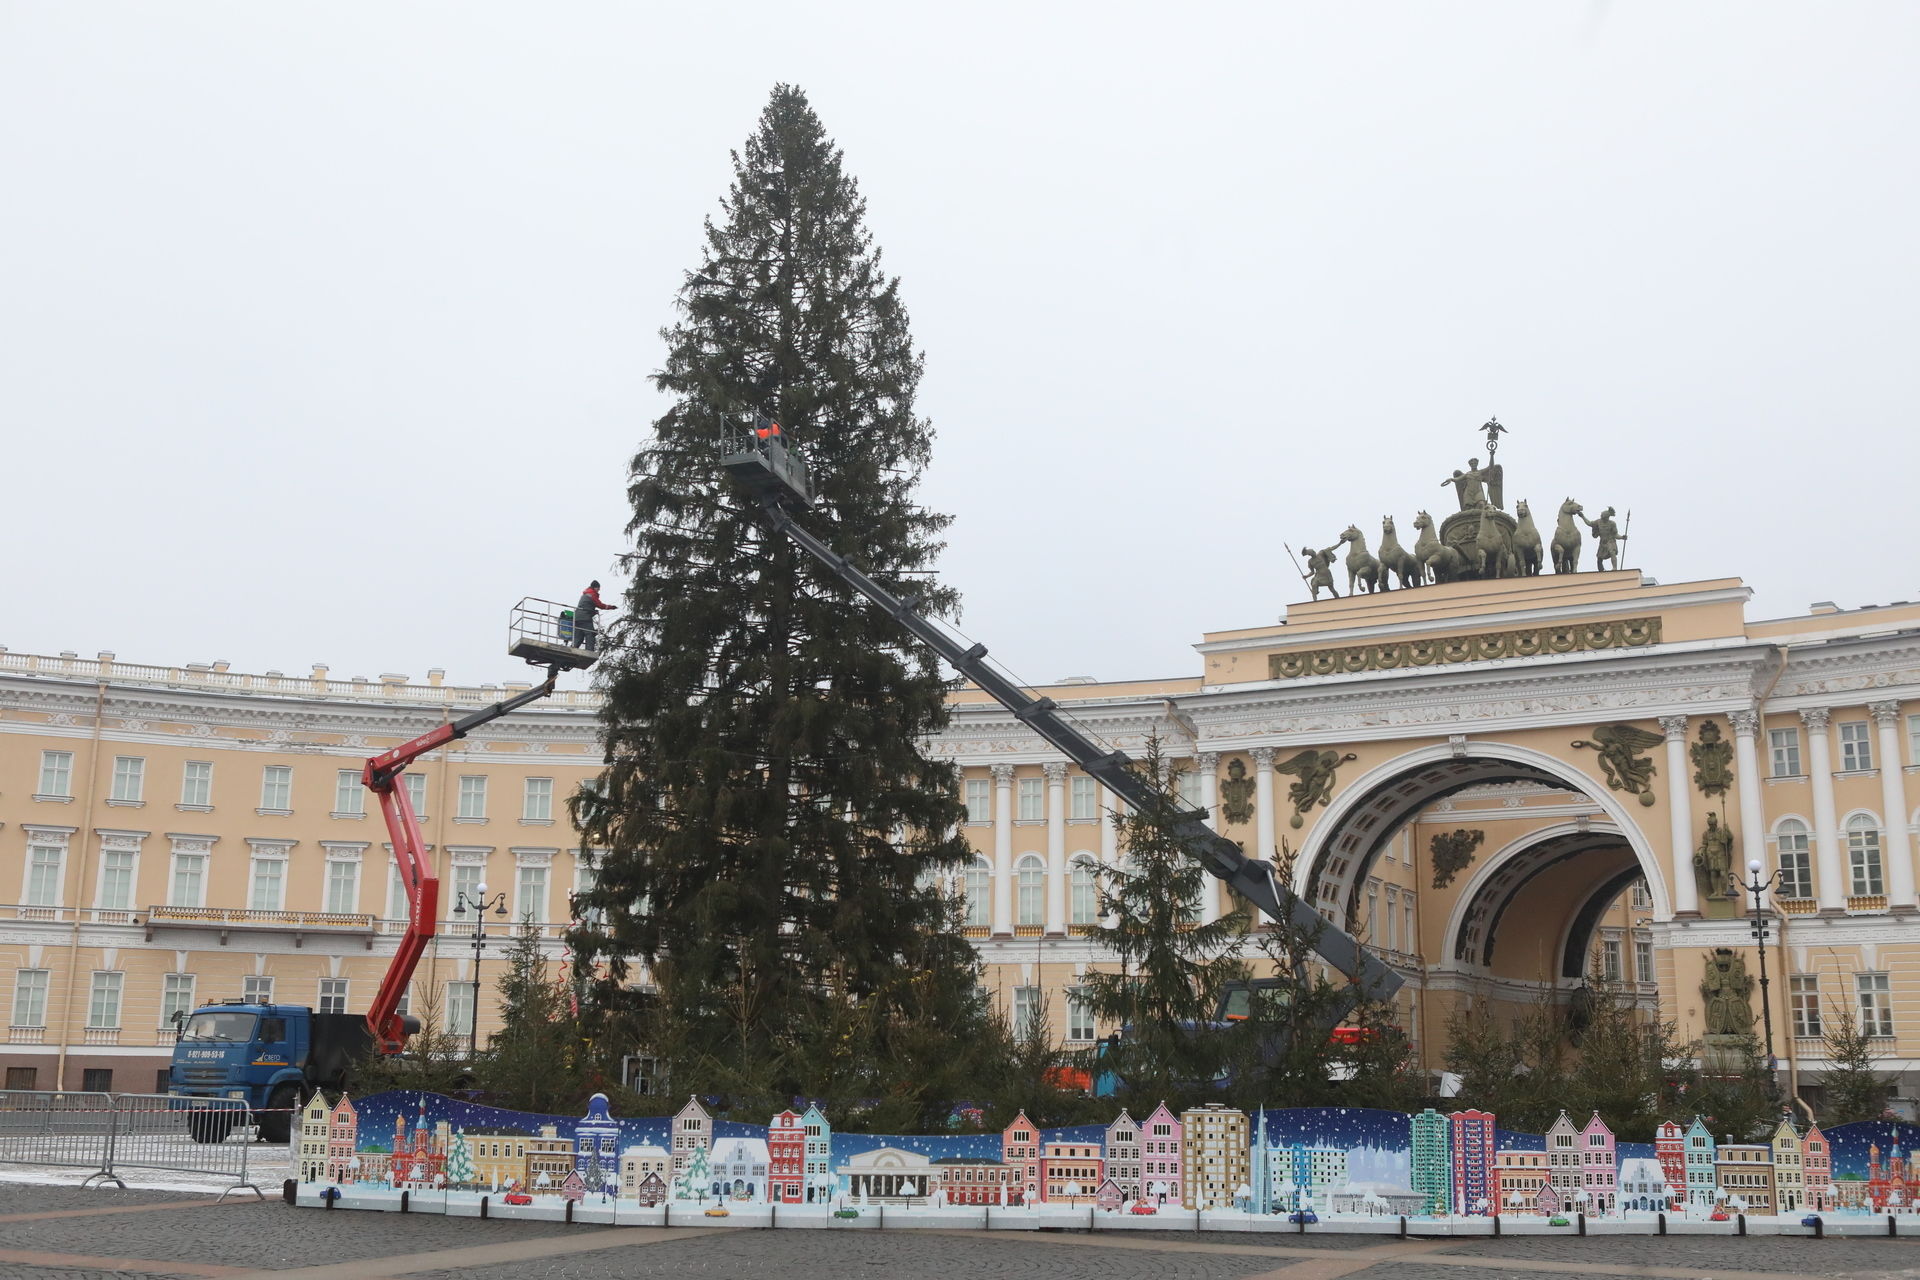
left=1099, top=784, right=1121, bottom=927
left=1196, top=752, right=1221, bottom=924
left=1801, top=709, right=1846, bottom=911
left=1660, top=716, right=1700, bottom=917
left=991, top=764, right=1014, bottom=935
left=1869, top=702, right=1917, bottom=911
left=1252, top=746, right=1276, bottom=864
left=1044, top=762, right=1067, bottom=935
left=1729, top=710, right=1767, bottom=881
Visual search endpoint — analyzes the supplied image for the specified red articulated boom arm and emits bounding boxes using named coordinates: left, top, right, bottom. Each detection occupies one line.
left=360, top=667, right=561, bottom=1054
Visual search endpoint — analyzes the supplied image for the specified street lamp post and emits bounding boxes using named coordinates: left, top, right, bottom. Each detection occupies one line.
left=1736, top=858, right=1783, bottom=1074
left=453, top=882, right=508, bottom=1052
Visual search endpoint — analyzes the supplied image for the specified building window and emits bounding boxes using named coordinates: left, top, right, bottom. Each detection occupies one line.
left=963, top=858, right=989, bottom=928
left=964, top=778, right=990, bottom=823
left=161, top=973, right=196, bottom=1030
left=403, top=772, right=428, bottom=816
left=387, top=863, right=410, bottom=920
left=88, top=972, right=123, bottom=1029
left=449, top=863, right=483, bottom=916
left=1634, top=937, right=1654, bottom=983
left=1016, top=855, right=1044, bottom=926
left=1069, top=857, right=1098, bottom=925
left=1070, top=776, right=1098, bottom=820
left=517, top=862, right=549, bottom=922
left=260, top=765, right=293, bottom=812
left=1017, top=778, right=1043, bottom=821
left=1012, top=985, right=1041, bottom=1038
left=1907, top=714, right=1920, bottom=767
left=1846, top=815, right=1884, bottom=897
left=334, top=770, right=365, bottom=816
left=1067, top=989, right=1094, bottom=1042
left=250, top=856, right=286, bottom=911
left=81, top=1068, right=113, bottom=1093
left=1384, top=887, right=1399, bottom=951
left=458, top=776, right=488, bottom=820
left=1601, top=937, right=1623, bottom=982
left=1774, top=820, right=1814, bottom=899
left=110, top=756, right=145, bottom=803
left=98, top=849, right=135, bottom=911
left=523, top=778, right=553, bottom=821
left=1631, top=880, right=1651, bottom=910
left=445, top=981, right=476, bottom=1035
left=1837, top=721, right=1873, bottom=771
left=26, top=845, right=65, bottom=907
left=12, top=969, right=50, bottom=1028
left=1365, top=882, right=1379, bottom=942
left=1176, top=766, right=1203, bottom=810
left=325, top=860, right=360, bottom=914
left=243, top=975, right=274, bottom=1003
left=1403, top=897, right=1416, bottom=955
left=170, top=853, right=206, bottom=908
left=1857, top=973, right=1894, bottom=1037
left=180, top=761, right=212, bottom=808
left=1768, top=729, right=1801, bottom=778
left=38, top=750, right=74, bottom=798
left=1789, top=974, right=1821, bottom=1038
left=318, top=978, right=349, bottom=1015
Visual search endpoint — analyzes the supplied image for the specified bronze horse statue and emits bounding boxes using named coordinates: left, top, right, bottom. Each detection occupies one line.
left=1377, top=515, right=1424, bottom=589
left=1513, top=499, right=1543, bottom=577
left=1551, top=498, right=1584, bottom=574
left=1412, top=510, right=1468, bottom=583
left=1339, top=525, right=1383, bottom=594
left=1473, top=504, right=1519, bottom=579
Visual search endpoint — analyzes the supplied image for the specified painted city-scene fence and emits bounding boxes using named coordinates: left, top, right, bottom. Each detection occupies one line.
left=288, top=1090, right=1920, bottom=1232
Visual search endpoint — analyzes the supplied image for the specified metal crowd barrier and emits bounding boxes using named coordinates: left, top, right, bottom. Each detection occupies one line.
left=0, top=1091, right=265, bottom=1201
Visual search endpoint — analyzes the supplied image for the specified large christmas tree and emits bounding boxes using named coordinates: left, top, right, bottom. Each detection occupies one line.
left=572, top=85, right=983, bottom=1112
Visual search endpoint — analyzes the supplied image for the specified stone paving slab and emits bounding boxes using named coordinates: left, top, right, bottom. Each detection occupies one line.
left=1444, top=1231, right=1920, bottom=1274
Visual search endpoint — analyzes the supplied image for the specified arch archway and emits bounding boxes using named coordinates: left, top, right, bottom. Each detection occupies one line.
left=1440, top=821, right=1639, bottom=974
left=1295, top=741, right=1670, bottom=927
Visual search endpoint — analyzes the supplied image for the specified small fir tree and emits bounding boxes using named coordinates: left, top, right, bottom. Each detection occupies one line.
left=444, top=1129, right=476, bottom=1188
left=1819, top=1005, right=1888, bottom=1124
left=482, top=913, right=577, bottom=1112
left=572, top=83, right=981, bottom=1101
left=1079, top=741, right=1250, bottom=1103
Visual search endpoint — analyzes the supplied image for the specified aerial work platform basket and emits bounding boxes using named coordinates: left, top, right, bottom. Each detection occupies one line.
left=508, top=598, right=600, bottom=671
left=719, top=424, right=813, bottom=512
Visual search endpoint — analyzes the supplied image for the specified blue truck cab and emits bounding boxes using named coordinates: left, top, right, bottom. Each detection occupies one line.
left=169, top=1000, right=370, bottom=1143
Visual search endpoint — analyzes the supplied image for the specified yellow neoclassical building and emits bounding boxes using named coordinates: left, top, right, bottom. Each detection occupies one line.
left=3, top=567, right=1918, bottom=1109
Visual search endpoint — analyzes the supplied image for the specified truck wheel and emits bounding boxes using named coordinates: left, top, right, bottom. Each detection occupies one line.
left=258, top=1084, right=300, bottom=1144
left=188, top=1109, right=235, bottom=1144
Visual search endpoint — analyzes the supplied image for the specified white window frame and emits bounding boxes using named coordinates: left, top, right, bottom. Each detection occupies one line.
left=180, top=761, right=213, bottom=809
left=12, top=969, right=50, bottom=1028
left=38, top=750, right=74, bottom=799
left=1768, top=729, right=1802, bottom=778
left=963, top=857, right=990, bottom=928
left=1068, top=856, right=1098, bottom=926
left=1015, top=854, right=1044, bottom=927
left=448, top=863, right=483, bottom=917
left=516, top=860, right=549, bottom=923
left=169, top=851, right=207, bottom=908
left=242, top=975, right=274, bottom=1004
left=25, top=843, right=65, bottom=908
left=1066, top=988, right=1094, bottom=1042
left=324, top=858, right=360, bottom=915
left=317, top=977, right=349, bottom=1015
left=403, top=772, right=429, bottom=817
left=445, top=980, right=476, bottom=1035
left=87, top=971, right=123, bottom=1029
left=1175, top=767, right=1203, bottom=810
left=457, top=775, right=488, bottom=821
left=161, top=973, right=197, bottom=1030
left=1012, top=985, right=1041, bottom=1038
left=1773, top=819, right=1814, bottom=900
left=97, top=848, right=136, bottom=911
left=1634, top=936, right=1654, bottom=984
left=387, top=860, right=410, bottom=920
left=249, top=852, right=288, bottom=911
left=1907, top=714, right=1920, bottom=768
left=1788, top=973, right=1821, bottom=1038
left=109, top=756, right=145, bottom=804
left=1845, top=814, right=1884, bottom=897
left=1016, top=777, right=1043, bottom=821
left=522, top=777, right=554, bottom=823
left=964, top=778, right=991, bottom=824
left=1857, top=973, right=1894, bottom=1038
left=259, top=765, right=293, bottom=813
left=1601, top=937, right=1623, bottom=983
left=333, top=770, right=365, bottom=817
left=1838, top=721, right=1874, bottom=772
left=1069, top=776, right=1098, bottom=821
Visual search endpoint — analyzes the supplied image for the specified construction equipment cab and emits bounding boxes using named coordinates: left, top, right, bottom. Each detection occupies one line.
left=166, top=599, right=597, bottom=1140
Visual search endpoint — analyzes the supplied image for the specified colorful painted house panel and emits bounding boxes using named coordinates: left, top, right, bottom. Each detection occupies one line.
left=1410, top=1108, right=1450, bottom=1215
left=1040, top=1141, right=1105, bottom=1204
left=1278, top=1143, right=1348, bottom=1213
left=1684, top=1118, right=1717, bottom=1210
left=1494, top=1149, right=1548, bottom=1214
left=1179, top=1104, right=1248, bottom=1211
left=1545, top=1112, right=1580, bottom=1205
left=1803, top=1124, right=1832, bottom=1211
left=710, top=1137, right=771, bottom=1201
left=768, top=1110, right=805, bottom=1203
left=326, top=1095, right=359, bottom=1184
left=1771, top=1120, right=1804, bottom=1213
left=633, top=1170, right=668, bottom=1207
left=1003, top=1110, right=1040, bottom=1203
left=298, top=1092, right=331, bottom=1182
left=1654, top=1120, right=1686, bottom=1211
left=619, top=1144, right=670, bottom=1200
left=671, top=1096, right=711, bottom=1179
left=1715, top=1143, right=1775, bottom=1215
left=1140, top=1102, right=1183, bottom=1204
left=1096, top=1177, right=1124, bottom=1211
left=1579, top=1112, right=1617, bottom=1213
left=1617, top=1157, right=1667, bottom=1212
left=573, top=1093, right=621, bottom=1193
left=802, top=1104, right=833, bottom=1202
left=1449, top=1109, right=1495, bottom=1215
left=1105, top=1109, right=1141, bottom=1201
left=932, top=1156, right=1019, bottom=1205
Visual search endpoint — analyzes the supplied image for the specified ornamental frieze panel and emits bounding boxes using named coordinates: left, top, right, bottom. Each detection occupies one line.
left=1267, top=616, right=1662, bottom=681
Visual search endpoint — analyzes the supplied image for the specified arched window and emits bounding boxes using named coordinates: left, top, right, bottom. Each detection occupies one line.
left=964, top=857, right=990, bottom=928
left=1772, top=819, right=1813, bottom=900
left=1069, top=857, right=1098, bottom=925
left=1016, top=855, right=1045, bottom=927
left=1846, top=814, right=1884, bottom=897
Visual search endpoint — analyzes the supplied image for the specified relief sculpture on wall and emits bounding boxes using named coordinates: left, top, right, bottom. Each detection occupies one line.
left=1690, top=718, right=1733, bottom=799
left=1569, top=723, right=1664, bottom=806
left=1273, top=748, right=1357, bottom=828
left=1429, top=829, right=1486, bottom=890
left=1218, top=756, right=1256, bottom=826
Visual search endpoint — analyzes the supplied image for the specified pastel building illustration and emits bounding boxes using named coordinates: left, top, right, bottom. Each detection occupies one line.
left=1803, top=1124, right=1832, bottom=1211
left=1684, top=1117, right=1717, bottom=1210
left=1715, top=1142, right=1776, bottom=1215
left=1003, top=1110, right=1040, bottom=1203
left=768, top=1110, right=805, bottom=1203
left=1579, top=1112, right=1617, bottom=1214
left=932, top=1156, right=1019, bottom=1205
left=1179, top=1104, right=1248, bottom=1211
left=1770, top=1120, right=1804, bottom=1213
left=573, top=1093, right=621, bottom=1192
left=1140, top=1102, right=1183, bottom=1204
left=1654, top=1121, right=1686, bottom=1211
left=802, top=1104, right=834, bottom=1202
left=1449, top=1109, right=1495, bottom=1214
left=327, top=1094, right=358, bottom=1184
left=1617, top=1157, right=1668, bottom=1212
left=1105, top=1109, right=1141, bottom=1201
left=1545, top=1112, right=1581, bottom=1205
left=619, top=1144, right=670, bottom=1199
left=1866, top=1140, right=1917, bottom=1211
left=671, top=1096, right=711, bottom=1179
left=1410, top=1108, right=1451, bottom=1215
left=1493, top=1148, right=1550, bottom=1215
left=1039, top=1140, right=1104, bottom=1204
left=710, top=1136, right=771, bottom=1201
left=298, top=1092, right=334, bottom=1183
left=1278, top=1142, right=1347, bottom=1214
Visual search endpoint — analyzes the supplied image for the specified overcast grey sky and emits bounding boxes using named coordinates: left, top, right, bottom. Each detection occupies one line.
left=4, top=3, right=1916, bottom=693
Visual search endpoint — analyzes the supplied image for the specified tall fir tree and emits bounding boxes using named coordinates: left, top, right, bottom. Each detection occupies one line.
left=481, top=913, right=576, bottom=1112
left=572, top=85, right=979, bottom=1102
